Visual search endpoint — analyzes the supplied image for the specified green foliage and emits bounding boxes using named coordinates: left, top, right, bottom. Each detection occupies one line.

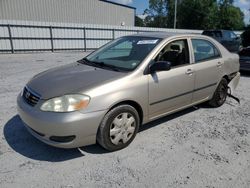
left=143, top=0, right=176, bottom=28
left=166, top=0, right=175, bottom=28
left=218, top=1, right=245, bottom=30
left=177, top=0, right=219, bottom=30
left=142, top=0, right=245, bottom=30
left=144, top=0, right=169, bottom=27
left=135, top=16, right=144, bottom=27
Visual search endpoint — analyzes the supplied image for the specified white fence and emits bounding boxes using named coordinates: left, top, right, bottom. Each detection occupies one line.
left=0, top=20, right=241, bottom=53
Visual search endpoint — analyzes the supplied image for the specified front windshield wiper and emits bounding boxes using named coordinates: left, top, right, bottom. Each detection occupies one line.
left=77, top=58, right=93, bottom=65
left=78, top=58, right=125, bottom=72
left=97, top=62, right=122, bottom=72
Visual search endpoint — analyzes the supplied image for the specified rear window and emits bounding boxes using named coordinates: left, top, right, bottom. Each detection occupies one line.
left=192, top=39, right=220, bottom=62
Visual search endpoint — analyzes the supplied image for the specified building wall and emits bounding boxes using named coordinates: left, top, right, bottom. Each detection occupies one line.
left=0, top=0, right=135, bottom=26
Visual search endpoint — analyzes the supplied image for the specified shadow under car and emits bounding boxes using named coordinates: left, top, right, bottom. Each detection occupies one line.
left=4, top=106, right=205, bottom=160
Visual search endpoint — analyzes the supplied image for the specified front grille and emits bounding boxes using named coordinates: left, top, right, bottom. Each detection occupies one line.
left=22, top=86, right=40, bottom=106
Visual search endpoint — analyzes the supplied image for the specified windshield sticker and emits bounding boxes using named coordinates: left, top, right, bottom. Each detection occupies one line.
left=137, top=40, right=158, bottom=45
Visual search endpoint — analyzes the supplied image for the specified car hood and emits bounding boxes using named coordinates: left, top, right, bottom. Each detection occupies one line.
left=27, top=62, right=125, bottom=99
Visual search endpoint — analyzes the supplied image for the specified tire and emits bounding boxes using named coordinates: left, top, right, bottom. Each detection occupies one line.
left=97, top=105, right=140, bottom=151
left=208, top=78, right=228, bottom=107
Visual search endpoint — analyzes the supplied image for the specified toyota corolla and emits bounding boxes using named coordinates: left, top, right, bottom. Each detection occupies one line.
left=17, top=32, right=240, bottom=151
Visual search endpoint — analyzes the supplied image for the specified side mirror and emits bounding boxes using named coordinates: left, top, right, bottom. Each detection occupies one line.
left=149, top=61, right=171, bottom=73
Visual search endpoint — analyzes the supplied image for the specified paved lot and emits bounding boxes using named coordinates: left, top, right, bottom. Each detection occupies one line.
left=0, top=52, right=250, bottom=188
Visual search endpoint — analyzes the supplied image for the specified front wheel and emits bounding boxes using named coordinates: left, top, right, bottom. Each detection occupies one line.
left=208, top=78, right=228, bottom=107
left=97, top=105, right=140, bottom=151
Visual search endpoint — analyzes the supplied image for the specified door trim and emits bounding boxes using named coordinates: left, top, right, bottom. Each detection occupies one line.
left=150, top=82, right=217, bottom=106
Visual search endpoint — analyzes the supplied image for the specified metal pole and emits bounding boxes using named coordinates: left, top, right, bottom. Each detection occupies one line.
left=49, top=26, right=54, bottom=52
left=83, top=27, right=87, bottom=52
left=7, top=24, right=14, bottom=53
left=174, top=0, right=177, bottom=29
left=112, top=29, right=115, bottom=40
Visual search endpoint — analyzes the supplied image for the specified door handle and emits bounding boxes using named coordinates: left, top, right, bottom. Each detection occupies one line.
left=185, top=69, right=193, bottom=75
left=217, top=62, right=222, bottom=67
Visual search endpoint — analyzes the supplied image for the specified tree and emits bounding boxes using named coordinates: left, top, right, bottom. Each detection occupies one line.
left=166, top=0, right=176, bottom=28
left=218, top=0, right=245, bottom=30
left=143, top=0, right=245, bottom=30
left=177, top=0, right=219, bottom=30
left=201, top=1, right=220, bottom=29
left=144, top=0, right=173, bottom=28
left=135, top=16, right=144, bottom=27
left=144, top=0, right=219, bottom=29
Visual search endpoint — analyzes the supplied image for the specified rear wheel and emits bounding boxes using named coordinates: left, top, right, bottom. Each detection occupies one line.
left=208, top=78, right=228, bottom=107
left=97, top=105, right=140, bottom=151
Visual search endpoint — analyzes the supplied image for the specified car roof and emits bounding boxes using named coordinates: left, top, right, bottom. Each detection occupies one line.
left=129, top=32, right=202, bottom=39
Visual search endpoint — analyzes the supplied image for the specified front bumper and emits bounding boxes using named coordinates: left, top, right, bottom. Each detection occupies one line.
left=17, top=94, right=107, bottom=148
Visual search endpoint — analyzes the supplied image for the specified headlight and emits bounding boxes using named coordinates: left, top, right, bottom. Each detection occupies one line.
left=40, top=94, right=90, bottom=112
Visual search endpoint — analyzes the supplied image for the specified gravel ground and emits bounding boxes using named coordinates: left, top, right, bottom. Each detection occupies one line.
left=0, top=52, right=250, bottom=188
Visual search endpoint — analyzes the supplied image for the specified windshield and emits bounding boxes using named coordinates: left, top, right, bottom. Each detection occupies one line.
left=84, top=36, right=162, bottom=71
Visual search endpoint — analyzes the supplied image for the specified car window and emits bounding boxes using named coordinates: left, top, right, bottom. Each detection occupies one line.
left=230, top=32, right=237, bottom=39
left=214, top=31, right=222, bottom=38
left=191, top=39, right=220, bottom=63
left=155, top=39, right=190, bottom=67
left=223, top=31, right=232, bottom=40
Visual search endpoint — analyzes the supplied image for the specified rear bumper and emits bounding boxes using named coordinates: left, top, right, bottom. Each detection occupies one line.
left=228, top=72, right=240, bottom=94
left=17, top=94, right=107, bottom=148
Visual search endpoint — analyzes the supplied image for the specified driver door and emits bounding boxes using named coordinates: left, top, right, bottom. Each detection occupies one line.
left=148, top=39, right=195, bottom=119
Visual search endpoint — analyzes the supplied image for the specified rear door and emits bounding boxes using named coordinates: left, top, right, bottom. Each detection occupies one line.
left=190, top=38, right=223, bottom=103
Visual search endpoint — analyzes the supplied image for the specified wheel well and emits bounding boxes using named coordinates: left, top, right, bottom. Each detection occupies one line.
left=110, top=100, right=143, bottom=124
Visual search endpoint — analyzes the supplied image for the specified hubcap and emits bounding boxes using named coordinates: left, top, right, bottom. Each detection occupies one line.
left=109, top=112, right=136, bottom=145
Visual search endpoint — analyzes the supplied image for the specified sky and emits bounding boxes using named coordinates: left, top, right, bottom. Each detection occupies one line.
left=110, top=0, right=250, bottom=25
